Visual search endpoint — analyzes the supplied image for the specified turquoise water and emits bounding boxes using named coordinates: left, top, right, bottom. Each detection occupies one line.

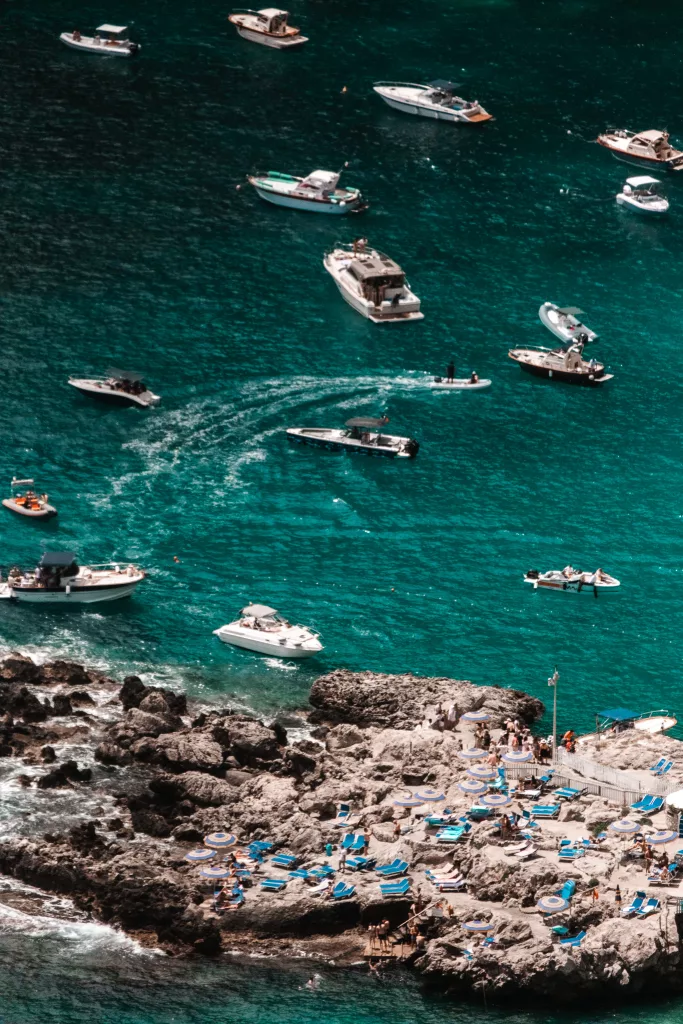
left=3, top=0, right=683, bottom=1016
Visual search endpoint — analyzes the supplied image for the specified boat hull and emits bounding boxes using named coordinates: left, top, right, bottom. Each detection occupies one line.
left=525, top=577, right=619, bottom=593
left=373, top=87, right=491, bottom=124
left=59, top=33, right=138, bottom=56
left=616, top=194, right=669, bottom=215
left=253, top=186, right=356, bottom=214
left=69, top=380, right=160, bottom=407
left=233, top=25, right=307, bottom=47
left=8, top=581, right=142, bottom=603
left=2, top=498, right=57, bottom=518
left=538, top=302, right=597, bottom=344
left=214, top=629, right=320, bottom=657
left=328, top=275, right=423, bottom=323
left=430, top=378, right=491, bottom=390
left=288, top=432, right=398, bottom=458
left=513, top=361, right=611, bottom=386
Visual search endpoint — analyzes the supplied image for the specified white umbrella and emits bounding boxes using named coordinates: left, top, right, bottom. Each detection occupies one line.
left=537, top=895, right=568, bottom=913
left=458, top=779, right=488, bottom=795
left=480, top=793, right=512, bottom=808
left=458, top=747, right=486, bottom=760
left=461, top=711, right=491, bottom=723
left=184, top=849, right=216, bottom=863
left=204, top=832, right=238, bottom=849
left=393, top=793, right=425, bottom=808
left=200, top=865, right=231, bottom=879
left=647, top=830, right=678, bottom=844
left=415, top=788, right=446, bottom=802
left=501, top=750, right=533, bottom=764
left=609, top=819, right=640, bottom=834
left=462, top=920, right=493, bottom=932
left=467, top=765, right=497, bottom=780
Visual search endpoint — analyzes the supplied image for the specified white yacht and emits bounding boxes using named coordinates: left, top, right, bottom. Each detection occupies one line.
left=597, top=129, right=683, bottom=172
left=69, top=370, right=160, bottom=408
left=287, top=416, right=419, bottom=458
left=59, top=25, right=140, bottom=56
left=508, top=344, right=612, bottom=386
left=324, top=241, right=423, bottom=323
left=227, top=9, right=307, bottom=47
left=373, top=80, right=492, bottom=124
left=213, top=604, right=322, bottom=658
left=0, top=551, right=146, bottom=604
left=616, top=176, right=669, bottom=215
left=539, top=303, right=598, bottom=345
left=247, top=168, right=366, bottom=214
left=524, top=568, right=620, bottom=594
left=2, top=478, right=57, bottom=519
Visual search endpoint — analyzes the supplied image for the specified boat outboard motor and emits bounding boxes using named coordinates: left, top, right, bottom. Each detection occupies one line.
left=403, top=438, right=420, bottom=457
left=128, top=41, right=140, bottom=54
left=526, top=569, right=540, bottom=579
left=433, top=376, right=442, bottom=383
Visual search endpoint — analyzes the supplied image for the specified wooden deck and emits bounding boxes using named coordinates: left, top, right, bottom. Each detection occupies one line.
left=363, top=939, right=413, bottom=961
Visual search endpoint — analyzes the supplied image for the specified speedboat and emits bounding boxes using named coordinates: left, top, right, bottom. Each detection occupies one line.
left=0, top=551, right=145, bottom=604
left=373, top=81, right=492, bottom=123
left=539, top=303, right=598, bottom=345
left=227, top=8, right=308, bottom=47
left=247, top=168, right=366, bottom=214
left=213, top=604, right=322, bottom=658
left=508, top=343, right=612, bottom=385
left=324, top=240, right=423, bottom=323
left=2, top=479, right=57, bottom=519
left=69, top=369, right=160, bottom=408
left=430, top=375, right=491, bottom=390
left=524, top=568, right=620, bottom=594
left=59, top=25, right=140, bottom=56
left=287, top=416, right=419, bottom=458
left=597, top=130, right=683, bottom=172
left=616, top=176, right=669, bottom=215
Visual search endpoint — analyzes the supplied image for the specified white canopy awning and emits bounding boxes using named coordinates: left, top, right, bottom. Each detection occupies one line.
left=96, top=24, right=128, bottom=34
left=625, top=176, right=660, bottom=187
left=241, top=603, right=277, bottom=617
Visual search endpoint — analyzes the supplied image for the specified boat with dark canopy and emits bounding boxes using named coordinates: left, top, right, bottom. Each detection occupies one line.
left=287, top=416, right=419, bottom=458
left=0, top=551, right=146, bottom=604
left=68, top=369, right=160, bottom=407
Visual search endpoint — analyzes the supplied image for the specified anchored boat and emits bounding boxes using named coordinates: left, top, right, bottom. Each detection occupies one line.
left=524, top=568, right=620, bottom=594
left=616, top=176, right=669, bottom=215
left=227, top=8, right=307, bottom=47
left=508, top=343, right=612, bottom=385
left=597, top=129, right=683, bottom=172
left=59, top=25, right=140, bottom=56
left=0, top=551, right=145, bottom=604
left=287, top=416, right=419, bottom=458
left=213, top=604, right=323, bottom=658
left=2, top=479, right=57, bottom=519
left=324, top=240, right=423, bottom=323
left=247, top=168, right=366, bottom=214
left=373, top=80, right=492, bottom=123
left=69, top=369, right=160, bottom=408
left=539, top=303, right=598, bottom=345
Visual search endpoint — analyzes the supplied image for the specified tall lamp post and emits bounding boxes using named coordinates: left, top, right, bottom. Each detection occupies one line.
left=548, top=668, right=559, bottom=759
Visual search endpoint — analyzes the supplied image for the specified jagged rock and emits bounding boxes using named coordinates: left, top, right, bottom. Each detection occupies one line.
left=95, top=742, right=132, bottom=766
left=124, top=707, right=182, bottom=738
left=41, top=745, right=57, bottom=763
left=325, top=724, right=365, bottom=750
left=37, top=760, right=93, bottom=789
left=0, top=654, right=43, bottom=684
left=210, top=716, right=284, bottom=767
left=149, top=771, right=237, bottom=808
left=52, top=694, right=73, bottom=717
left=130, top=809, right=172, bottom=838
left=8, top=687, right=48, bottom=723
left=119, top=676, right=187, bottom=716
left=131, top=731, right=224, bottom=774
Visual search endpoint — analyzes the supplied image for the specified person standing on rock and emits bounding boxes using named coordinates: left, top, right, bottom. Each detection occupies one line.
left=393, top=820, right=402, bottom=840
left=339, top=850, right=347, bottom=873
left=446, top=703, right=459, bottom=731
left=615, top=884, right=622, bottom=911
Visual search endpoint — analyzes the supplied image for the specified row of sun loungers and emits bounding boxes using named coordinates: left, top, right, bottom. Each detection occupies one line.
left=631, top=794, right=665, bottom=813
left=650, top=758, right=674, bottom=777
left=621, top=892, right=660, bottom=916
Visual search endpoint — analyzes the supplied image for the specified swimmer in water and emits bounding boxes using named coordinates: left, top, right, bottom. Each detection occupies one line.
left=303, top=974, right=322, bottom=991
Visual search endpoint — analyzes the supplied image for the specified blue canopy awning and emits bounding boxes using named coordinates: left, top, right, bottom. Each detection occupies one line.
left=597, top=707, right=638, bottom=722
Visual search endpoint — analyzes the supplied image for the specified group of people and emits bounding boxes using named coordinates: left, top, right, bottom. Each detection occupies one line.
left=444, top=360, right=479, bottom=384
left=629, top=835, right=676, bottom=880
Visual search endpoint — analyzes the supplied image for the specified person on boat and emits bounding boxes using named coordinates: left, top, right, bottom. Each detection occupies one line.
left=73, top=29, right=82, bottom=41
left=446, top=360, right=455, bottom=382
left=470, top=371, right=479, bottom=384
left=561, top=565, right=575, bottom=579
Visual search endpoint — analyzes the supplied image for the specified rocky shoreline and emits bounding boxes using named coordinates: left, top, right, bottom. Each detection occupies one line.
left=1, top=654, right=683, bottom=1003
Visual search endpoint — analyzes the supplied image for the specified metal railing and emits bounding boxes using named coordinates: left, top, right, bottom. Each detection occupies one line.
left=552, top=748, right=679, bottom=797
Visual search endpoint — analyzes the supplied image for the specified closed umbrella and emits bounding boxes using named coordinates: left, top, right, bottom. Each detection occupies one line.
left=467, top=765, right=497, bottom=780
left=184, top=849, right=216, bottom=863
left=647, top=830, right=678, bottom=845
left=480, top=793, right=512, bottom=808
left=537, top=895, right=568, bottom=913
left=458, top=747, right=486, bottom=760
left=200, top=865, right=231, bottom=879
left=462, top=920, right=493, bottom=932
left=204, top=832, right=238, bottom=849
left=458, top=779, right=488, bottom=795
left=393, top=794, right=425, bottom=808
left=415, top=788, right=446, bottom=802
left=609, top=819, right=640, bottom=834
left=502, top=750, right=533, bottom=764
left=461, top=711, right=491, bottom=723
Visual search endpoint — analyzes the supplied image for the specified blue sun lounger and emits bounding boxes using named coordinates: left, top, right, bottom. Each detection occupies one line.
left=654, top=761, right=673, bottom=777
left=560, top=930, right=586, bottom=947
left=650, top=758, right=667, bottom=773
left=271, top=853, right=298, bottom=869
left=554, top=787, right=583, bottom=801
left=636, top=897, right=660, bottom=917
left=261, top=878, right=287, bottom=891
left=310, top=864, right=336, bottom=879
left=631, top=794, right=664, bottom=813
left=289, top=869, right=311, bottom=879
left=376, top=859, right=409, bottom=877
left=531, top=804, right=561, bottom=818
left=380, top=878, right=411, bottom=897
left=331, top=882, right=355, bottom=900
left=556, top=880, right=576, bottom=901
left=346, top=856, right=376, bottom=871
left=621, top=891, right=646, bottom=916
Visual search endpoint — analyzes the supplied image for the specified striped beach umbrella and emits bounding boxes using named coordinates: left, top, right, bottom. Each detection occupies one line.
left=393, top=793, right=425, bottom=808
left=480, top=793, right=512, bottom=808
left=200, top=865, right=231, bottom=879
left=184, top=849, right=216, bottom=863
left=501, top=750, right=533, bottom=764
left=460, top=711, right=491, bottom=723
left=415, top=788, right=446, bottom=802
left=609, top=819, right=640, bottom=834
left=537, top=895, right=568, bottom=913
left=458, top=747, right=486, bottom=760
left=204, top=832, right=238, bottom=849
left=467, top=765, right=497, bottom=780
left=462, top=920, right=493, bottom=932
left=458, top=778, right=488, bottom=795
left=647, top=830, right=678, bottom=845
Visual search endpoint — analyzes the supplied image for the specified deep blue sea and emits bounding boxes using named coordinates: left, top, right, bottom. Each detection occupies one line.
left=3, top=0, right=683, bottom=1016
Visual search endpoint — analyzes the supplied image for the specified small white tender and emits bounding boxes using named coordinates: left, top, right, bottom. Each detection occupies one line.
left=247, top=168, right=366, bottom=214
left=0, top=551, right=145, bottom=604
left=213, top=604, right=323, bottom=658
left=538, top=302, right=598, bottom=345
left=324, top=241, right=423, bottom=323
left=2, top=478, right=57, bottom=519
left=373, top=80, right=492, bottom=124
left=228, top=8, right=307, bottom=47
left=59, top=25, right=140, bottom=56
left=524, top=568, right=620, bottom=594
left=430, top=375, right=491, bottom=390
left=616, top=176, right=669, bottom=215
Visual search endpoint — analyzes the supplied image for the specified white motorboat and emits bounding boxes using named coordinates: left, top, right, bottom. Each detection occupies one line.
left=287, top=416, right=419, bottom=458
left=324, top=240, right=423, bottom=323
left=616, top=176, right=669, bottom=215
left=2, top=478, right=57, bottom=519
left=524, top=567, right=620, bottom=594
left=373, top=80, right=492, bottom=124
left=538, top=303, right=598, bottom=345
left=213, top=604, right=322, bottom=658
left=227, top=8, right=307, bottom=47
left=597, top=129, right=683, bottom=172
left=508, top=344, right=612, bottom=385
left=0, top=551, right=145, bottom=604
left=430, top=375, right=491, bottom=390
left=69, top=369, right=160, bottom=408
left=247, top=168, right=366, bottom=214
left=59, top=25, right=140, bottom=56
